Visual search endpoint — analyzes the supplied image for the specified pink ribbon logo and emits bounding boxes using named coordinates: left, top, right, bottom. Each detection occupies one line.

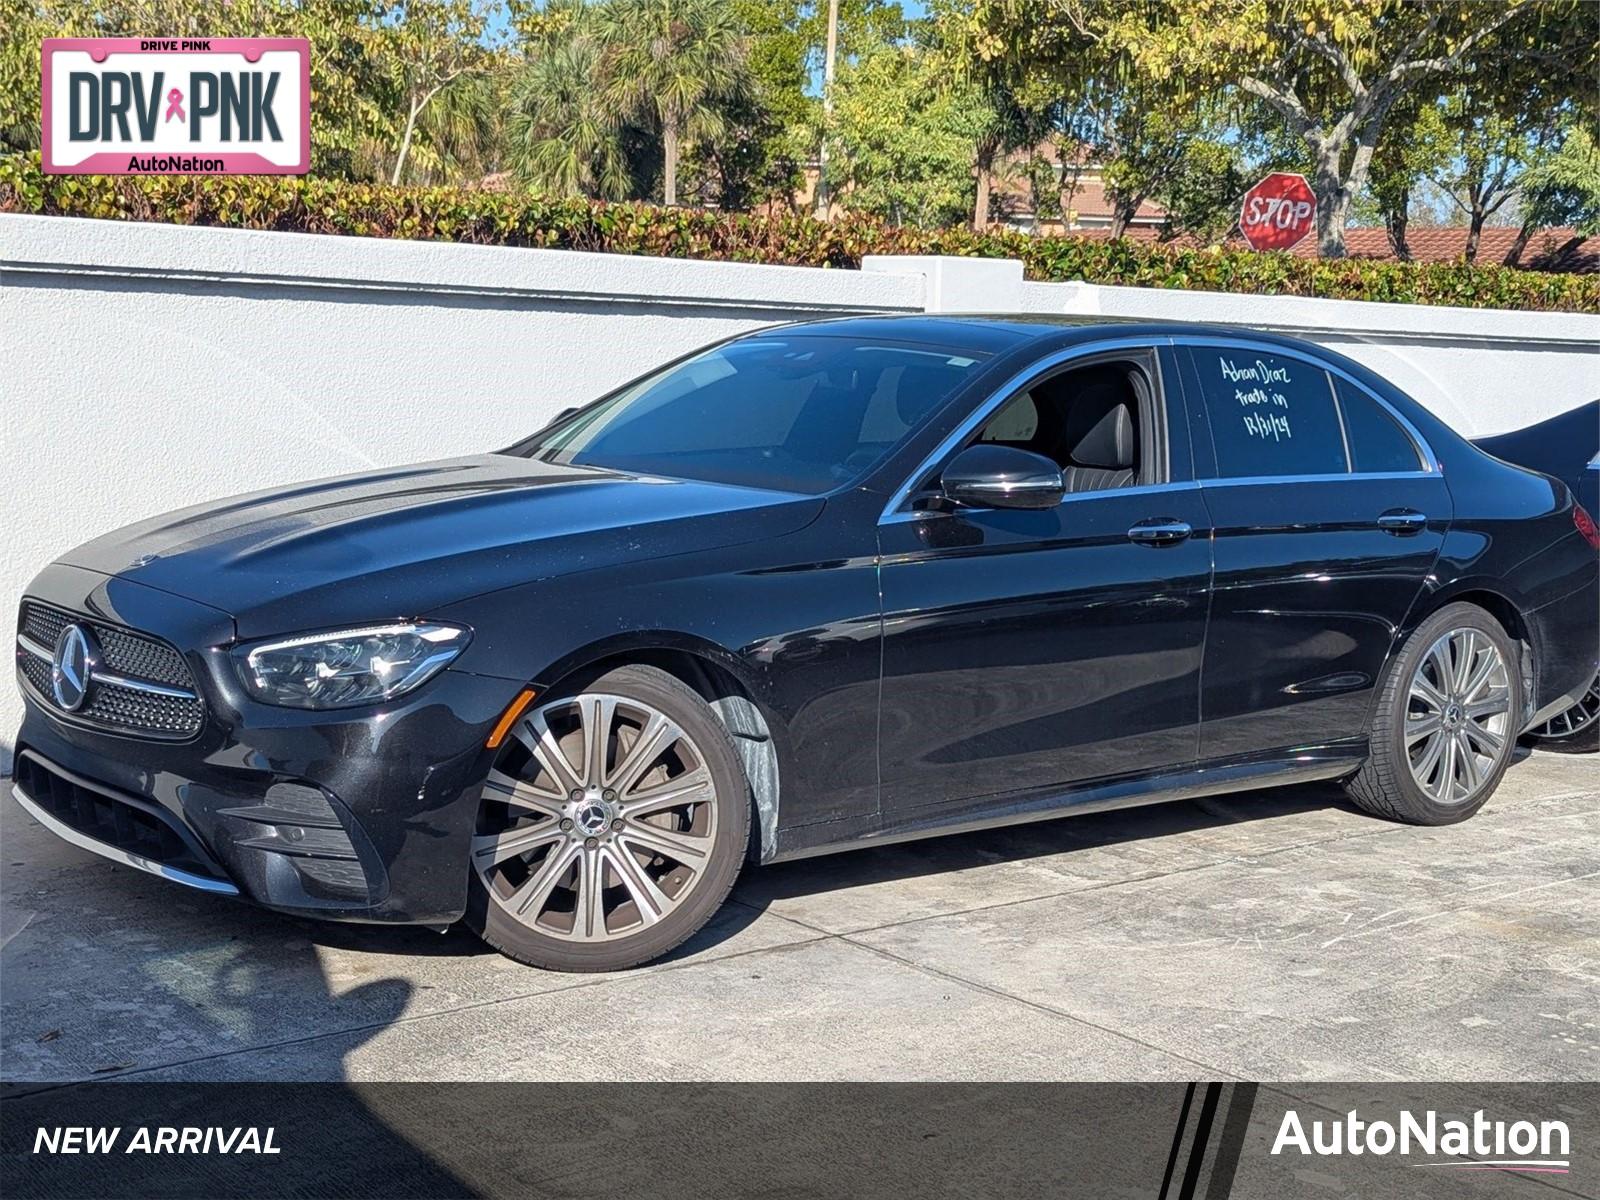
left=164, top=88, right=185, bottom=123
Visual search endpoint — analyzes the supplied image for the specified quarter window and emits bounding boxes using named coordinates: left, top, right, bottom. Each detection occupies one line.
left=1190, top=348, right=1347, bottom=478
left=1337, top=380, right=1425, bottom=473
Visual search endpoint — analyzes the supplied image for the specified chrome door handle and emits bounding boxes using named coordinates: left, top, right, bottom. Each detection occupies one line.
left=1377, top=508, right=1427, bottom=535
left=1128, top=518, right=1193, bottom=546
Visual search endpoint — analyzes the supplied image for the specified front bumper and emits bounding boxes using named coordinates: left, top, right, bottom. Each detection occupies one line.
left=11, top=760, right=240, bottom=896
left=12, top=563, right=523, bottom=925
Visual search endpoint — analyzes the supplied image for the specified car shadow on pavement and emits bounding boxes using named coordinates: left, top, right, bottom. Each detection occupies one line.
left=0, top=766, right=1419, bottom=1061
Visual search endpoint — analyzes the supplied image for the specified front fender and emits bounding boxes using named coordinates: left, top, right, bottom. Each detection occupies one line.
left=429, top=499, right=886, bottom=836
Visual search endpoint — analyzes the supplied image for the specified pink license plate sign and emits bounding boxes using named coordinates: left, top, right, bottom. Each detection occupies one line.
left=42, top=38, right=309, bottom=175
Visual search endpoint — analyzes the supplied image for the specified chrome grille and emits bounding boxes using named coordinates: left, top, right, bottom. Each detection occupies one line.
left=16, top=601, right=205, bottom=738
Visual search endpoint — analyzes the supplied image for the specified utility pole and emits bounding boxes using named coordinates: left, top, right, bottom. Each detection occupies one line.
left=814, top=0, right=839, bottom=219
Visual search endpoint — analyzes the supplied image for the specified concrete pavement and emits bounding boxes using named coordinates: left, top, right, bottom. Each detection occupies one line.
left=2, top=750, right=1595, bottom=1087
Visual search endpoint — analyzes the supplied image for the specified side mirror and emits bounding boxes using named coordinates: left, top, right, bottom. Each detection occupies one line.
left=940, top=444, right=1065, bottom=510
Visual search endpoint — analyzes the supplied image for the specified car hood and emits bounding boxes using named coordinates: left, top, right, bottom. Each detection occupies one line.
left=59, top=454, right=824, bottom=638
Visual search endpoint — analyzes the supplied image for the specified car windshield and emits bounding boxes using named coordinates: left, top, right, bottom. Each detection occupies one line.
left=511, top=336, right=987, bottom=494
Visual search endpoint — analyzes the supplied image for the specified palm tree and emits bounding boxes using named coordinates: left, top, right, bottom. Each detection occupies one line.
left=409, top=69, right=505, bottom=185
left=597, top=0, right=749, bottom=206
left=507, top=27, right=631, bottom=199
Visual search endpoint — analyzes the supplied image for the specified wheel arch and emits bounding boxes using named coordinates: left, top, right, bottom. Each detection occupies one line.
left=1399, top=583, right=1536, bottom=727
left=527, top=634, right=784, bottom=862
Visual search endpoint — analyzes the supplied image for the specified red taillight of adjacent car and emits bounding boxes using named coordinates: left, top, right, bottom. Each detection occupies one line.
left=1575, top=504, right=1600, bottom=550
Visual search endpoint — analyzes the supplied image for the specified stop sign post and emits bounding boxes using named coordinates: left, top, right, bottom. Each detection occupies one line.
left=1239, top=172, right=1316, bottom=251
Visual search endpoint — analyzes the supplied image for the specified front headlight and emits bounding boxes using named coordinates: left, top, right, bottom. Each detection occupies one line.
left=236, top=622, right=471, bottom=710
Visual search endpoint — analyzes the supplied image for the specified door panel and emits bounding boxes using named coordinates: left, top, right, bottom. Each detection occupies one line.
left=877, top=485, right=1213, bottom=814
left=1178, top=346, right=1450, bottom=760
left=1197, top=475, right=1447, bottom=758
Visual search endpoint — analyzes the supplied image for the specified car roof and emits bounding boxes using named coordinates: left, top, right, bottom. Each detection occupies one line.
left=776, top=313, right=1332, bottom=359
left=754, top=313, right=1484, bottom=479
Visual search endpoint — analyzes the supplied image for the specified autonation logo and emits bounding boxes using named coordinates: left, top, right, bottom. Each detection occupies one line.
left=1272, top=1107, right=1571, bottom=1175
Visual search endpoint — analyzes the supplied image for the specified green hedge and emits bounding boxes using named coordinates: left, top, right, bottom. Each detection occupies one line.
left=3, top=155, right=1596, bottom=313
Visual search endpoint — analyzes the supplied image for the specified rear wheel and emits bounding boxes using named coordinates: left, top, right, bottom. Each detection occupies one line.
left=464, top=665, right=750, bottom=971
left=1345, top=602, right=1521, bottom=825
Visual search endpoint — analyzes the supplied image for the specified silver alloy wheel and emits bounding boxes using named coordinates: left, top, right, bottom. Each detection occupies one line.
left=1529, top=673, right=1600, bottom=740
left=1404, top=628, right=1512, bottom=805
left=473, top=692, right=719, bottom=942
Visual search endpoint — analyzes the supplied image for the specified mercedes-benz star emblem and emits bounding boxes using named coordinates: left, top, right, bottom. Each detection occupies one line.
left=50, top=623, right=98, bottom=712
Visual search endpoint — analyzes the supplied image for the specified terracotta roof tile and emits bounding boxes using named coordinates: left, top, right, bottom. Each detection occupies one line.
left=1060, top=178, right=1166, bottom=221
left=1284, top=226, right=1596, bottom=271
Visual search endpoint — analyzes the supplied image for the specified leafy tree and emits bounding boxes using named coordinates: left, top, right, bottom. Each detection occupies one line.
left=1506, top=125, right=1600, bottom=267
left=829, top=44, right=984, bottom=226
left=966, top=96, right=1034, bottom=232
left=1423, top=88, right=1565, bottom=262
left=677, top=0, right=900, bottom=210
left=936, top=56, right=1041, bottom=232
left=955, top=0, right=1228, bottom=241
left=508, top=0, right=756, bottom=205
left=1153, top=127, right=1247, bottom=245
left=505, top=0, right=587, bottom=42
left=717, top=0, right=816, bottom=207
left=929, top=0, right=1049, bottom=231
left=762, top=0, right=907, bottom=216
left=0, top=0, right=54, bottom=151
left=681, top=85, right=801, bottom=209
left=1361, top=94, right=1447, bottom=261
left=1020, top=143, right=1064, bottom=226
left=598, top=0, right=751, bottom=206
left=381, top=0, right=492, bottom=185
left=1085, top=99, right=1219, bottom=240
left=1096, top=0, right=1591, bottom=257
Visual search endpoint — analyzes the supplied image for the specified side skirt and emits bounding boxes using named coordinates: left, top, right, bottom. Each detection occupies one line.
left=767, top=742, right=1367, bottom=863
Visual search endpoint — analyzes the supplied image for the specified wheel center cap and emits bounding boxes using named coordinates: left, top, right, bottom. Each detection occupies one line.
left=574, top=797, right=614, bottom=836
left=1444, top=703, right=1464, bottom=727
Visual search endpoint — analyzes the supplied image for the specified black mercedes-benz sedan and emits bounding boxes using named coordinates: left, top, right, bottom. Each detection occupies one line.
left=12, top=317, right=1598, bottom=970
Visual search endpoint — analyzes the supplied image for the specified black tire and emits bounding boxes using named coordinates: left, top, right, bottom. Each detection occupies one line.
left=1344, top=602, right=1523, bottom=825
left=464, top=664, right=751, bottom=972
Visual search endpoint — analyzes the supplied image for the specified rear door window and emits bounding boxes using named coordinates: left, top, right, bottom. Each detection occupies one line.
left=1188, top=347, right=1348, bottom=479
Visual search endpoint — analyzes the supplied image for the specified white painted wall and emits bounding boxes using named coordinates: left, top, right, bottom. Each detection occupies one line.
left=2, top=214, right=1596, bottom=764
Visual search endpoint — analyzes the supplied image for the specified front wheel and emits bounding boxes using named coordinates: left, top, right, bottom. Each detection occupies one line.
left=1344, top=602, right=1522, bottom=825
left=464, top=665, right=750, bottom=972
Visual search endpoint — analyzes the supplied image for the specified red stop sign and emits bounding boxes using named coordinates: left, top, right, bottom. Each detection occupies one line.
left=1239, top=172, right=1316, bottom=251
